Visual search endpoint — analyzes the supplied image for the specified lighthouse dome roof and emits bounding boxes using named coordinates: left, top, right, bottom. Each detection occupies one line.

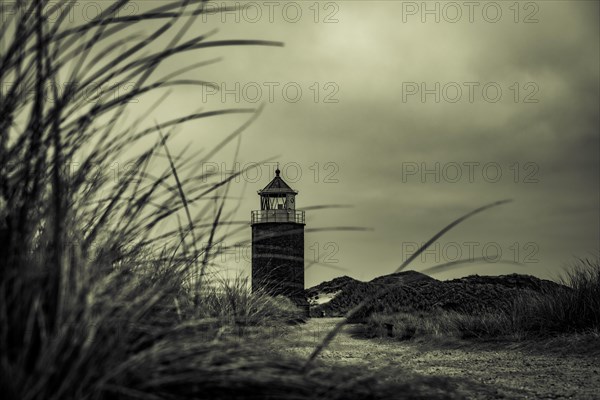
left=258, top=168, right=297, bottom=196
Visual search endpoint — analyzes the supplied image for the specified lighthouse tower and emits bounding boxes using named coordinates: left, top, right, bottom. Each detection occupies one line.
left=251, top=167, right=307, bottom=313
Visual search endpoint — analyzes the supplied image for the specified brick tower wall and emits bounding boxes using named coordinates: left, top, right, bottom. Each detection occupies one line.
left=251, top=222, right=306, bottom=309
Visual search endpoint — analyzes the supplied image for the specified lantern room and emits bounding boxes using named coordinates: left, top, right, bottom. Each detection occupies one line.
left=251, top=168, right=305, bottom=224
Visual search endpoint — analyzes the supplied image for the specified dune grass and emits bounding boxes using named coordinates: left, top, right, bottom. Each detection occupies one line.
left=508, top=258, right=600, bottom=335
left=194, top=274, right=304, bottom=325
left=0, top=2, right=461, bottom=399
left=366, top=258, right=600, bottom=342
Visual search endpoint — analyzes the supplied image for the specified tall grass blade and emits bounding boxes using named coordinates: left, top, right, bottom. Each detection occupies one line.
left=304, top=199, right=513, bottom=369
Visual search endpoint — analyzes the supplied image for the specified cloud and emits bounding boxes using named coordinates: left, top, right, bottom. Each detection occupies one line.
left=88, top=1, right=599, bottom=285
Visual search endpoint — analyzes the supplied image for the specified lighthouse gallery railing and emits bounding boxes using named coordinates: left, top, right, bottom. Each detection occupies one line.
left=251, top=209, right=305, bottom=224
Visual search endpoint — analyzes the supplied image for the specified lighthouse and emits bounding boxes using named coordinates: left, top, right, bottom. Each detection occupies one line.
left=251, top=167, right=308, bottom=314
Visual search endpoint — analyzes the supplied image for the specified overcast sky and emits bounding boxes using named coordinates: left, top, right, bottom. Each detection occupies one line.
left=66, top=1, right=599, bottom=286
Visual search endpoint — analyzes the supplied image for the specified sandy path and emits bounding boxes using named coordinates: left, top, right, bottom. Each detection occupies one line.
left=276, top=318, right=600, bottom=399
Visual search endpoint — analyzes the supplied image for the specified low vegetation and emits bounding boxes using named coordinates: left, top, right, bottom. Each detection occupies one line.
left=308, top=270, right=562, bottom=321
left=365, top=259, right=600, bottom=341
left=196, top=275, right=305, bottom=325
